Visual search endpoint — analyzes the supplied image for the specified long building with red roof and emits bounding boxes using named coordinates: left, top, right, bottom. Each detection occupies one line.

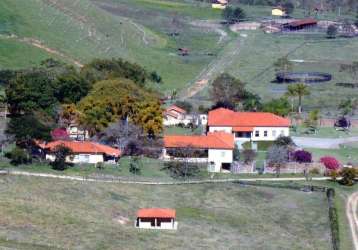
left=208, top=108, right=290, bottom=149
left=37, top=140, right=121, bottom=164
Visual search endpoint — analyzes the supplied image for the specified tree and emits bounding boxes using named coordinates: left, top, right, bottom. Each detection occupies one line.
left=174, top=100, right=192, bottom=113
left=304, top=110, right=320, bottom=133
left=266, top=145, right=289, bottom=177
left=129, top=156, right=142, bottom=175
left=320, top=156, right=340, bottom=171
left=273, top=57, right=293, bottom=73
left=222, top=7, right=246, bottom=24
left=338, top=98, right=358, bottom=116
left=77, top=79, right=163, bottom=136
left=210, top=73, right=246, bottom=108
left=339, top=168, right=357, bottom=186
left=51, top=145, right=73, bottom=171
left=286, top=83, right=310, bottom=113
left=274, top=136, right=295, bottom=147
left=5, top=147, right=31, bottom=166
left=242, top=149, right=257, bottom=164
left=293, top=150, right=312, bottom=163
left=6, top=114, right=51, bottom=147
left=327, top=25, right=338, bottom=38
left=334, top=116, right=351, bottom=130
left=242, top=91, right=263, bottom=111
left=80, top=58, right=151, bottom=87
left=233, top=144, right=240, bottom=161
left=150, top=71, right=162, bottom=84
left=282, top=1, right=295, bottom=15
left=54, top=72, right=90, bottom=104
left=263, top=97, right=290, bottom=116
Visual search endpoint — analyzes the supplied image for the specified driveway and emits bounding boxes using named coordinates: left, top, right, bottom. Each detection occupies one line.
left=292, top=136, right=358, bottom=149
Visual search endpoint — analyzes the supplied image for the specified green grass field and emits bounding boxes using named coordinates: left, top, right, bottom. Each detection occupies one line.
left=291, top=126, right=358, bottom=138
left=0, top=175, right=333, bottom=249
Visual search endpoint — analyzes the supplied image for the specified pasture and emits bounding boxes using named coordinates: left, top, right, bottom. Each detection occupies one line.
left=0, top=176, right=332, bottom=249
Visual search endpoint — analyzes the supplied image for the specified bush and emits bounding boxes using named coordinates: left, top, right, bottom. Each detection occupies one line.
left=309, top=168, right=320, bottom=175
left=339, top=167, right=357, bottom=186
left=274, top=136, right=295, bottom=147
left=327, top=25, right=337, bottom=39
left=242, top=149, right=257, bottom=164
left=320, top=156, right=340, bottom=171
left=129, top=156, right=141, bottom=175
left=5, top=147, right=31, bottom=166
left=162, top=161, right=201, bottom=179
left=293, top=150, right=312, bottom=163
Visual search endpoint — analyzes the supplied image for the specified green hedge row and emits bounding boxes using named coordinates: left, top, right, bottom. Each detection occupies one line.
left=327, top=188, right=340, bottom=250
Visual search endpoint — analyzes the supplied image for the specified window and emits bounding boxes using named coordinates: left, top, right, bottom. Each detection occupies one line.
left=280, top=130, right=285, bottom=136
left=264, top=131, right=268, bottom=137
left=79, top=154, right=90, bottom=163
left=221, top=151, right=226, bottom=157
left=272, top=130, right=277, bottom=137
left=255, top=131, right=260, bottom=137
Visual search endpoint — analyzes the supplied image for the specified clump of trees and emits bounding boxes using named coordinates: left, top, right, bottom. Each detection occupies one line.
left=222, top=6, right=246, bottom=24
left=210, top=73, right=291, bottom=116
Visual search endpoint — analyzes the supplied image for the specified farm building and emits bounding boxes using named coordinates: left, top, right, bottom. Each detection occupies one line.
left=163, top=105, right=190, bottom=126
left=163, top=132, right=235, bottom=172
left=36, top=140, right=121, bottom=164
left=271, top=7, right=286, bottom=17
left=135, top=208, right=178, bottom=230
left=212, top=0, right=228, bottom=9
left=208, top=108, right=290, bottom=149
left=283, top=18, right=318, bottom=30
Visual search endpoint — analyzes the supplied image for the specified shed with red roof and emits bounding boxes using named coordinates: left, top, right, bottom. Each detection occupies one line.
left=135, top=208, right=177, bottom=230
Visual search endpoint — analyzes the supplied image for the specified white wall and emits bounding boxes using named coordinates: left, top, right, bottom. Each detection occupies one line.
left=251, top=127, right=289, bottom=141
left=208, top=149, right=233, bottom=172
left=46, top=153, right=104, bottom=164
left=208, top=126, right=232, bottom=133
left=136, top=219, right=177, bottom=230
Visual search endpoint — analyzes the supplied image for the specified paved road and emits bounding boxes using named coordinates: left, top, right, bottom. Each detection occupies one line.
left=347, top=192, right=358, bottom=250
left=292, top=136, right=358, bottom=149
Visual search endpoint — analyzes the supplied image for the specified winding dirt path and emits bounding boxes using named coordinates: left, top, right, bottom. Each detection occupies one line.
left=0, top=34, right=83, bottom=67
left=347, top=192, right=358, bottom=250
left=179, top=36, right=243, bottom=99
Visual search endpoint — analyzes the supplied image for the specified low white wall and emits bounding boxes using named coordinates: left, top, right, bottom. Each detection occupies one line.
left=136, top=220, right=177, bottom=230
left=208, top=126, right=232, bottom=133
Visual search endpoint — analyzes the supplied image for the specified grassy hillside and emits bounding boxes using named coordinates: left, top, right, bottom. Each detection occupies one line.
left=0, top=176, right=332, bottom=249
left=0, top=0, right=224, bottom=92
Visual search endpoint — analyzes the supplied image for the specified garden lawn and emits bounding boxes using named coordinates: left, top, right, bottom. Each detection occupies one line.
left=291, top=126, right=358, bottom=138
left=0, top=175, right=332, bottom=249
left=306, top=145, right=358, bottom=164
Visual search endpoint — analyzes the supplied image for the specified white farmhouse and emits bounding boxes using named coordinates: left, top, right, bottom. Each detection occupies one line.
left=208, top=108, right=290, bottom=149
left=163, top=132, right=234, bottom=172
left=135, top=208, right=178, bottom=230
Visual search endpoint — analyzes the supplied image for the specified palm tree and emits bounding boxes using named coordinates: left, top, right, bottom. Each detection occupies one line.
left=286, top=83, right=310, bottom=113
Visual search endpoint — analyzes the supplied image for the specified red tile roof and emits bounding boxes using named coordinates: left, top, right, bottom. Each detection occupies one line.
left=166, top=105, right=186, bottom=115
left=39, top=140, right=121, bottom=157
left=164, top=132, right=234, bottom=149
left=208, top=108, right=290, bottom=127
left=137, top=208, right=176, bottom=218
left=287, top=18, right=317, bottom=28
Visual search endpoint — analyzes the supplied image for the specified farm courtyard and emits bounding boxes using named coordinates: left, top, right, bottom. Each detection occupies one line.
left=0, top=176, right=332, bottom=250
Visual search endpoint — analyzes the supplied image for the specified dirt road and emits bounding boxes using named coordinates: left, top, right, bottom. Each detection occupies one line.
left=293, top=136, right=358, bottom=149
left=347, top=192, right=358, bottom=250
left=179, top=37, right=243, bottom=99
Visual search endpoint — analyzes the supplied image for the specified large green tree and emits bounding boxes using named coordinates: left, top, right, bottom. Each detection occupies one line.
left=77, top=78, right=163, bottom=137
left=210, top=73, right=246, bottom=108
left=286, top=83, right=310, bottom=113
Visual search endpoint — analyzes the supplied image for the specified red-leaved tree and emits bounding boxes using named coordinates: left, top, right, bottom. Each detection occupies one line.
left=320, top=156, right=340, bottom=171
left=293, top=150, right=312, bottom=163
